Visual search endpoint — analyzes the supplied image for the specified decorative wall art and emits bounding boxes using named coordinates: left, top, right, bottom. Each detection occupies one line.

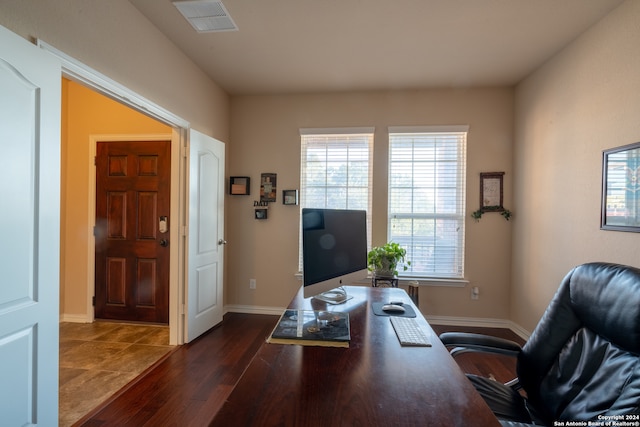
left=480, top=172, right=505, bottom=212
left=229, top=176, right=250, bottom=195
left=471, top=172, right=511, bottom=222
left=283, top=189, right=299, bottom=205
left=601, top=141, right=640, bottom=232
left=254, top=200, right=269, bottom=220
left=260, top=173, right=277, bottom=202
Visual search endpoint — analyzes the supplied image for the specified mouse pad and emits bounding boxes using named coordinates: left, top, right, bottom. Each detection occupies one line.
left=372, top=302, right=417, bottom=318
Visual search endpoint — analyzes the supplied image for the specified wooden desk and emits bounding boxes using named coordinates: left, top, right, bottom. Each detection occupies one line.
left=211, top=286, right=500, bottom=427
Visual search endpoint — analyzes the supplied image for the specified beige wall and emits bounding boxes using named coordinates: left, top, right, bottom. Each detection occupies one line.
left=6, top=0, right=637, bottom=334
left=60, top=79, right=171, bottom=317
left=0, top=0, right=229, bottom=141
left=512, top=0, right=640, bottom=331
left=228, top=89, right=515, bottom=318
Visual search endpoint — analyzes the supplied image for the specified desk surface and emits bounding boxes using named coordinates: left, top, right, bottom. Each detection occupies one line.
left=212, top=286, right=500, bottom=427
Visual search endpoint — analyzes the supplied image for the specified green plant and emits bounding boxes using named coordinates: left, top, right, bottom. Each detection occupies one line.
left=471, top=209, right=483, bottom=221
left=471, top=209, right=512, bottom=222
left=367, top=242, right=410, bottom=277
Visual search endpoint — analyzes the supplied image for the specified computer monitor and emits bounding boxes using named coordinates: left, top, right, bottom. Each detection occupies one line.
left=302, top=208, right=368, bottom=303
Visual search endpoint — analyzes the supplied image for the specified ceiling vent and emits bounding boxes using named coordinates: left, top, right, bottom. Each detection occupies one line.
left=173, top=0, right=238, bottom=33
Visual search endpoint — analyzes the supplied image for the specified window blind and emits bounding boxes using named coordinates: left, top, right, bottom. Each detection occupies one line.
left=388, top=128, right=467, bottom=279
left=299, top=130, right=374, bottom=270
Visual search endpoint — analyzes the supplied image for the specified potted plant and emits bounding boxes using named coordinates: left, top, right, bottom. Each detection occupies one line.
left=367, top=242, right=410, bottom=277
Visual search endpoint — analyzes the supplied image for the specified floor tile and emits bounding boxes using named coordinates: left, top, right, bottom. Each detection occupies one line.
left=96, top=344, right=173, bottom=373
left=58, top=321, right=172, bottom=427
left=94, top=324, right=159, bottom=344
left=59, top=369, right=137, bottom=427
left=59, top=341, right=131, bottom=370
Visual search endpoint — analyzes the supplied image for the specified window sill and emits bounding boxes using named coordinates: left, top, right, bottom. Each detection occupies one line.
left=397, top=277, right=468, bottom=288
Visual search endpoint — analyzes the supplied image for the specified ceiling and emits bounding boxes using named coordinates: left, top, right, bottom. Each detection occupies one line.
left=129, top=0, right=624, bottom=95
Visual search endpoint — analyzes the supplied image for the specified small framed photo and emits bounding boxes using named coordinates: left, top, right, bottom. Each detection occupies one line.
left=260, top=173, right=277, bottom=202
left=283, top=189, right=299, bottom=205
left=230, top=176, right=250, bottom=195
left=480, top=172, right=505, bottom=212
left=254, top=208, right=268, bottom=220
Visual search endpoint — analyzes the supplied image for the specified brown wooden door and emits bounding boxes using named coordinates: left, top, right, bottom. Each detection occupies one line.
left=95, top=140, right=171, bottom=324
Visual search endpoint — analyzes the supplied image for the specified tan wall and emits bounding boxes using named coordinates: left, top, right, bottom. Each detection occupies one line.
left=61, top=79, right=171, bottom=316
left=228, top=89, right=515, bottom=318
left=0, top=0, right=229, bottom=141
left=512, top=0, right=640, bottom=331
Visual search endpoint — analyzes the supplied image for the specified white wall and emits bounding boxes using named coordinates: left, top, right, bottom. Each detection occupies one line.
left=512, top=0, right=640, bottom=331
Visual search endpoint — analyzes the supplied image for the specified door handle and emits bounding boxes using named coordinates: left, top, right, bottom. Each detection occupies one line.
left=160, top=239, right=169, bottom=247
left=218, top=239, right=227, bottom=245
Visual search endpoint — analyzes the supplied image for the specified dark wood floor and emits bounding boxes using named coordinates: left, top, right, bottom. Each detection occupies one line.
left=76, top=313, right=526, bottom=426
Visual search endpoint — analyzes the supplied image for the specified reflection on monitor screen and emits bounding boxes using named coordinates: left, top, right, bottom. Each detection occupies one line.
left=302, top=208, right=368, bottom=304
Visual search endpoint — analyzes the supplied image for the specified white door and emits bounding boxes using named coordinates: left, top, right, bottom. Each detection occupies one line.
left=186, top=129, right=225, bottom=342
left=0, top=25, right=61, bottom=425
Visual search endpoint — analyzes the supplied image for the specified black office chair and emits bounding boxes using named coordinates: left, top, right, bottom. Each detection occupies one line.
left=440, top=262, right=640, bottom=426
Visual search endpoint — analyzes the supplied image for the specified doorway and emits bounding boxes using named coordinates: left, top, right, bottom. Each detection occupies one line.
left=61, top=79, right=178, bottom=329
left=45, top=40, right=225, bottom=345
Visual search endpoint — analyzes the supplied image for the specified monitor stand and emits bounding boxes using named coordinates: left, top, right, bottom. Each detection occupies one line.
left=312, top=287, right=353, bottom=305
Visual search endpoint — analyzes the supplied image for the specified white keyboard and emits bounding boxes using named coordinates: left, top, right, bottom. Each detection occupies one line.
left=389, top=316, right=432, bottom=347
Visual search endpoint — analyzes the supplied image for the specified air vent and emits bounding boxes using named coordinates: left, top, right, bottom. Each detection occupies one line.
left=173, top=0, right=238, bottom=32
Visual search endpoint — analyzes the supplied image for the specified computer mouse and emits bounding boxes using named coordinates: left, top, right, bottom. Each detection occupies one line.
left=382, top=304, right=405, bottom=313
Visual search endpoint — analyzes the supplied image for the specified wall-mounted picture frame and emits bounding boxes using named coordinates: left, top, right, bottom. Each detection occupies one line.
left=480, top=172, right=505, bottom=212
left=254, top=208, right=268, bottom=220
left=260, top=173, right=277, bottom=202
left=601, top=141, right=640, bottom=232
left=283, top=189, right=299, bottom=205
left=229, top=176, right=250, bottom=195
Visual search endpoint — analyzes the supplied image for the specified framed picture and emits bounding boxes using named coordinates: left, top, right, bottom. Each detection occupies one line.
left=254, top=208, right=268, bottom=220
left=480, top=172, right=505, bottom=212
left=260, top=173, right=277, bottom=202
left=283, top=189, right=298, bottom=205
left=229, top=176, right=250, bottom=195
left=601, top=141, right=640, bottom=232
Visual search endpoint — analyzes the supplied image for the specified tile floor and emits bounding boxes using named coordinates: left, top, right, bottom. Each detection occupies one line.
left=59, top=321, right=173, bottom=427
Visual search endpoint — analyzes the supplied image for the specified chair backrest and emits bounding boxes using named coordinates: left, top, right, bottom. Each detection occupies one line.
left=517, top=262, right=640, bottom=423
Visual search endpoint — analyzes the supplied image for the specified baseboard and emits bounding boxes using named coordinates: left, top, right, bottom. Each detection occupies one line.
left=60, top=313, right=92, bottom=323
left=506, top=321, right=532, bottom=341
left=426, top=315, right=531, bottom=341
left=224, top=304, right=285, bottom=316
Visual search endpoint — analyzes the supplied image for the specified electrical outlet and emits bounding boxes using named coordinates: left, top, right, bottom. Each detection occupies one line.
left=249, top=279, right=256, bottom=289
left=471, top=286, right=479, bottom=300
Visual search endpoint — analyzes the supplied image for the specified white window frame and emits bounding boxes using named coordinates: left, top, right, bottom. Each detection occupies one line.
left=387, top=126, right=468, bottom=280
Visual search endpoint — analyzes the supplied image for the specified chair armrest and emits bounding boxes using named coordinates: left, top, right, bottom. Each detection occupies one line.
left=439, top=332, right=522, bottom=358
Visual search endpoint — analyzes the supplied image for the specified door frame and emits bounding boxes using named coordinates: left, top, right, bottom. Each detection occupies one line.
left=39, top=41, right=190, bottom=345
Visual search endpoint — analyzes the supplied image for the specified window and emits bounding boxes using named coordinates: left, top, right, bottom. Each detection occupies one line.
left=388, top=126, right=468, bottom=279
left=299, top=128, right=374, bottom=269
